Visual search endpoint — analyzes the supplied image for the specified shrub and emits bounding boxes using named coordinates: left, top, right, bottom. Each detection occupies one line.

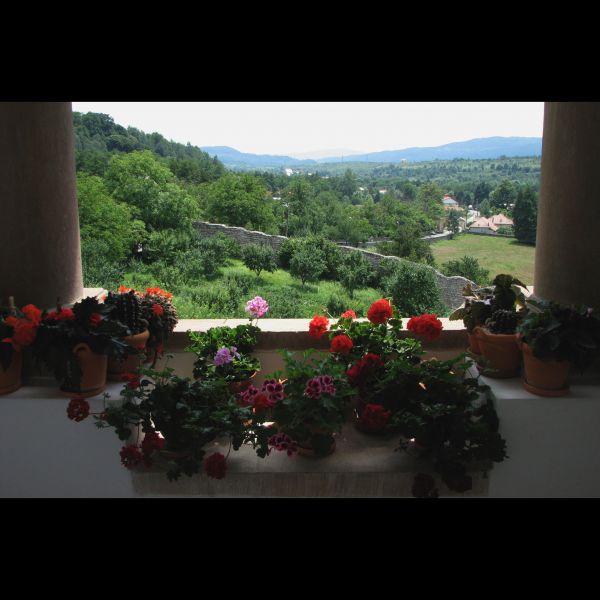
left=277, top=238, right=301, bottom=269
left=265, top=289, right=303, bottom=318
left=214, top=233, right=242, bottom=259
left=441, top=255, right=490, bottom=286
left=223, top=272, right=254, bottom=297
left=241, top=244, right=277, bottom=277
left=381, top=261, right=443, bottom=317
left=81, top=239, right=125, bottom=290
left=278, top=236, right=341, bottom=280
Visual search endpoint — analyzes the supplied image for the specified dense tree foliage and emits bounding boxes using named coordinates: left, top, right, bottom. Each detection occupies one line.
left=513, top=185, right=538, bottom=245
left=441, top=255, right=490, bottom=285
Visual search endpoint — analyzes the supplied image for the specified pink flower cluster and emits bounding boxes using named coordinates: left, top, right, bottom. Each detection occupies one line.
left=245, top=296, right=269, bottom=319
left=214, top=346, right=240, bottom=366
left=304, top=375, right=336, bottom=399
left=238, top=378, right=285, bottom=408
left=268, top=432, right=298, bottom=456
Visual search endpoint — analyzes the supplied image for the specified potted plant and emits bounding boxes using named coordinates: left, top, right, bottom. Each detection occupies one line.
left=516, top=299, right=600, bottom=396
left=84, top=361, right=273, bottom=481
left=387, top=354, right=508, bottom=497
left=448, top=283, right=493, bottom=356
left=139, top=287, right=178, bottom=367
left=324, top=300, right=437, bottom=433
left=103, top=289, right=150, bottom=381
left=0, top=299, right=42, bottom=394
left=267, top=349, right=354, bottom=457
left=472, top=274, right=528, bottom=378
left=186, top=296, right=267, bottom=391
left=35, top=297, right=129, bottom=398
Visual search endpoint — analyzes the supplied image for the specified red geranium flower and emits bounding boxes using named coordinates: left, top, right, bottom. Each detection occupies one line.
left=21, top=304, right=42, bottom=325
left=341, top=310, right=356, bottom=319
left=204, top=452, right=227, bottom=479
left=309, top=315, right=329, bottom=339
left=152, top=304, right=164, bottom=317
left=406, top=314, right=443, bottom=341
left=141, top=430, right=165, bottom=465
left=359, top=403, right=392, bottom=433
left=346, top=353, right=384, bottom=386
left=120, top=445, right=143, bottom=468
left=67, top=397, right=90, bottom=422
left=330, top=334, right=353, bottom=354
left=367, top=299, right=393, bottom=324
left=252, top=393, right=274, bottom=411
left=7, top=319, right=37, bottom=350
left=122, top=372, right=141, bottom=389
left=89, top=312, right=102, bottom=328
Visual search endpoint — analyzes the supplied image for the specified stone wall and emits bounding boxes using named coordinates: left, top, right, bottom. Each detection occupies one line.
left=194, top=221, right=471, bottom=310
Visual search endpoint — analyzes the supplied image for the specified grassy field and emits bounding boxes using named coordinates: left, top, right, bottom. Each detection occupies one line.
left=124, top=259, right=383, bottom=319
left=431, top=234, right=536, bottom=285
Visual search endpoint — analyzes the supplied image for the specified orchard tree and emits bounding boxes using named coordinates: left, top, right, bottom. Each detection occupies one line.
left=241, top=244, right=277, bottom=277
left=338, top=251, right=371, bottom=298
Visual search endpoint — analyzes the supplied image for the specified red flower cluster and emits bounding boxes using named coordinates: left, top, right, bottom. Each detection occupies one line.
left=268, top=432, right=298, bottom=456
left=406, top=314, right=443, bottom=341
left=358, top=403, right=392, bottom=433
left=367, top=299, right=393, bottom=324
left=253, top=393, right=272, bottom=411
left=120, top=445, right=143, bottom=468
left=44, top=308, right=75, bottom=321
left=66, top=397, right=90, bottom=422
left=346, top=353, right=384, bottom=387
left=204, top=452, right=227, bottom=479
left=122, top=372, right=141, bottom=390
left=141, top=430, right=165, bottom=466
left=1, top=304, right=42, bottom=351
left=330, top=334, right=353, bottom=354
left=151, top=304, right=164, bottom=317
left=309, top=315, right=329, bottom=339
left=341, top=310, right=356, bottom=319
left=146, top=287, right=173, bottom=301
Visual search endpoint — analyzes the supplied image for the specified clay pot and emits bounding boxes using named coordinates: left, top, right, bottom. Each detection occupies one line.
left=0, top=350, right=22, bottom=395
left=228, top=371, right=257, bottom=394
left=467, top=332, right=482, bottom=356
left=107, top=329, right=150, bottom=381
left=474, top=327, right=521, bottom=378
left=296, top=426, right=336, bottom=458
left=518, top=338, right=570, bottom=397
left=60, top=342, right=108, bottom=398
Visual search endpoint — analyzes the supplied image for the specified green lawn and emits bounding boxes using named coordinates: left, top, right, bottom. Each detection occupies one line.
left=431, top=234, right=536, bottom=285
left=124, top=259, right=383, bottom=319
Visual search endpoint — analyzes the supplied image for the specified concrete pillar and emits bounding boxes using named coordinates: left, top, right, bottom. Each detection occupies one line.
left=0, top=102, right=83, bottom=309
left=535, top=102, right=600, bottom=309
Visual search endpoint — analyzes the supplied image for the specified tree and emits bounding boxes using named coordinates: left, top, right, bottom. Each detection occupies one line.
left=474, top=181, right=492, bottom=205
left=201, top=172, right=277, bottom=233
left=338, top=251, right=371, bottom=298
left=416, top=182, right=444, bottom=220
left=241, top=244, right=277, bottom=277
left=76, top=172, right=146, bottom=264
left=478, top=199, right=492, bottom=218
left=447, top=210, right=460, bottom=237
left=513, top=185, right=538, bottom=245
left=289, top=246, right=326, bottom=286
left=337, top=169, right=358, bottom=200
left=490, top=179, right=517, bottom=210
left=104, top=151, right=198, bottom=232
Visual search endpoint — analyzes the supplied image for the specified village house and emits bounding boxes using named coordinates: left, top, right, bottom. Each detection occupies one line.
left=469, top=213, right=514, bottom=235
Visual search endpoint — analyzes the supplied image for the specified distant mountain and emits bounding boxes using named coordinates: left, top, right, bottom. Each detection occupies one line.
left=201, top=137, right=542, bottom=169
left=200, top=146, right=316, bottom=168
left=316, top=137, right=543, bottom=163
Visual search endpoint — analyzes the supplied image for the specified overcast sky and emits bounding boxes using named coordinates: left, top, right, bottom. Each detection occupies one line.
left=71, top=102, right=545, bottom=158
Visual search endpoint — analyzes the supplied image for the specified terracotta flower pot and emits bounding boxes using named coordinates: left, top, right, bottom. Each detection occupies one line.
left=474, top=326, right=521, bottom=378
left=60, top=343, right=108, bottom=398
left=228, top=371, right=257, bottom=394
left=296, top=426, right=336, bottom=458
left=107, top=329, right=150, bottom=381
left=467, top=332, right=482, bottom=356
left=518, top=338, right=570, bottom=397
left=0, top=350, right=22, bottom=395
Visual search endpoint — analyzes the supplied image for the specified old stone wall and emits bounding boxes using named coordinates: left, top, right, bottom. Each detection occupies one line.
left=194, top=221, right=470, bottom=310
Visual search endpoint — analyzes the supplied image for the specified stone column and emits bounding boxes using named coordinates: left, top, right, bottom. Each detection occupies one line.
left=534, top=102, right=600, bottom=309
left=0, top=102, right=83, bottom=309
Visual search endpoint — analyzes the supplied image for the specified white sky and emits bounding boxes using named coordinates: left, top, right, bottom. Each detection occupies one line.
left=71, top=102, right=544, bottom=158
